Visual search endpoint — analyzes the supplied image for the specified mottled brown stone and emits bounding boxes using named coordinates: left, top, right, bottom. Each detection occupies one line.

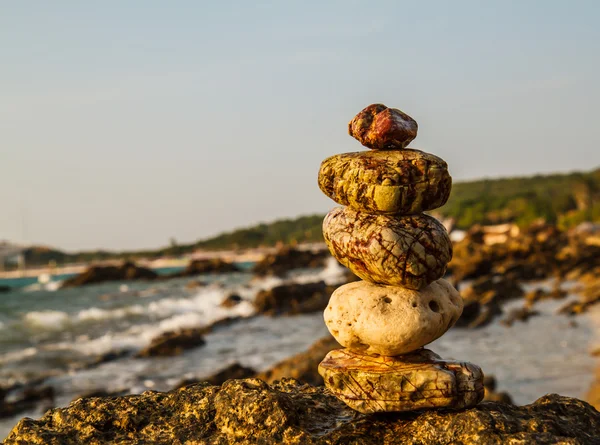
left=323, top=207, right=452, bottom=289
left=318, top=149, right=452, bottom=215
left=319, top=348, right=484, bottom=414
left=348, top=103, right=418, bottom=149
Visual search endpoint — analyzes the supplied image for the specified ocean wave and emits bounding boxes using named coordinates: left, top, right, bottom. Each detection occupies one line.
left=23, top=310, right=70, bottom=330
left=76, top=305, right=146, bottom=322
left=0, top=347, right=38, bottom=365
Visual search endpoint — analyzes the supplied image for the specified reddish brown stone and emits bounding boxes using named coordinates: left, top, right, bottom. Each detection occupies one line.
left=348, top=103, right=418, bottom=150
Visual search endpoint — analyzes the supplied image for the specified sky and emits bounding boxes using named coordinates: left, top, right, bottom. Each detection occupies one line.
left=1, top=1, right=599, bottom=251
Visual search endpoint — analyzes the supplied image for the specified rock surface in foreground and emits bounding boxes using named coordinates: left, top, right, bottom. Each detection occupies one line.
left=5, top=379, right=600, bottom=445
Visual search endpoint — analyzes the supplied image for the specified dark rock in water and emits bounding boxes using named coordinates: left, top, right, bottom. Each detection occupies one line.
left=253, top=246, right=329, bottom=277
left=0, top=385, right=54, bottom=419
left=135, top=328, right=206, bottom=358
left=5, top=380, right=600, bottom=444
left=461, top=275, right=524, bottom=304
left=220, top=293, right=243, bottom=308
left=176, top=363, right=256, bottom=388
left=71, top=388, right=129, bottom=403
left=135, top=316, right=243, bottom=358
left=254, top=281, right=336, bottom=316
left=524, top=286, right=567, bottom=305
left=500, top=306, right=540, bottom=327
left=454, top=275, right=522, bottom=328
left=256, top=336, right=340, bottom=386
left=185, top=279, right=208, bottom=290
left=61, top=262, right=157, bottom=288
left=166, top=258, right=240, bottom=278
left=69, top=349, right=133, bottom=371
left=454, top=299, right=502, bottom=329
left=0, top=285, right=11, bottom=293
left=483, top=375, right=514, bottom=404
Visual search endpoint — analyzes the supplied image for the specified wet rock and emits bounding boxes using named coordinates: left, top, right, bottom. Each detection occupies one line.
left=348, top=103, right=418, bottom=149
left=453, top=275, right=522, bottom=328
left=254, top=281, right=336, bottom=316
left=185, top=279, right=207, bottom=290
left=71, top=389, right=128, bottom=403
left=7, top=379, right=599, bottom=444
left=220, top=293, right=243, bottom=308
left=524, top=286, right=567, bottom=306
left=325, top=279, right=463, bottom=355
left=135, top=327, right=206, bottom=358
left=318, top=149, right=451, bottom=215
left=500, top=306, right=540, bottom=327
left=166, top=258, right=240, bottom=278
left=0, top=285, right=11, bottom=293
left=252, top=247, right=329, bottom=277
left=0, top=385, right=54, bottom=419
left=69, top=350, right=133, bottom=371
left=483, top=375, right=514, bottom=404
left=256, top=336, right=340, bottom=386
left=323, top=207, right=452, bottom=290
left=453, top=299, right=503, bottom=329
left=461, top=275, right=525, bottom=305
left=61, top=262, right=157, bottom=288
left=176, top=363, right=257, bottom=388
left=558, top=297, right=600, bottom=315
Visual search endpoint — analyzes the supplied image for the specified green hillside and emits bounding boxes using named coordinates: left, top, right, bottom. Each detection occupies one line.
left=19, top=167, right=600, bottom=266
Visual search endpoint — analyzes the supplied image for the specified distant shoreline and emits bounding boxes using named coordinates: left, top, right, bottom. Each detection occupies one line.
left=0, top=243, right=328, bottom=280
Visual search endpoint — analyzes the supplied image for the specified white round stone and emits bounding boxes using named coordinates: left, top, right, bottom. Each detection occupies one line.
left=324, top=278, right=463, bottom=356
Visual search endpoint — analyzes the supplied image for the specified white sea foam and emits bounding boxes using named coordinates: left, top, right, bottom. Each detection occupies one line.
left=23, top=310, right=70, bottom=330
left=43, top=285, right=257, bottom=357
left=76, top=305, right=146, bottom=322
left=0, top=347, right=38, bottom=365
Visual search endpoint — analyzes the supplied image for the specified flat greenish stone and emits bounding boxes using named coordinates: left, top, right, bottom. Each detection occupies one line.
left=319, top=348, right=484, bottom=414
left=318, top=149, right=451, bottom=215
left=323, top=207, right=452, bottom=290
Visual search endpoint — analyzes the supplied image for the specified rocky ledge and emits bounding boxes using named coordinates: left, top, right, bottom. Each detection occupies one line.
left=4, top=379, right=599, bottom=445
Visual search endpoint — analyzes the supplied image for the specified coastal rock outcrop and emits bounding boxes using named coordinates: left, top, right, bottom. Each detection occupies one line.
left=252, top=247, right=329, bottom=277
left=254, top=281, right=336, bottom=316
left=5, top=379, right=600, bottom=444
left=166, top=258, right=240, bottom=278
left=61, top=262, right=157, bottom=288
left=256, top=336, right=340, bottom=386
left=135, top=327, right=207, bottom=357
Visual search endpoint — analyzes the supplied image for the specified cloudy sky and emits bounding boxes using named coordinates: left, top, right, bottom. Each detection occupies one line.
left=1, top=1, right=598, bottom=250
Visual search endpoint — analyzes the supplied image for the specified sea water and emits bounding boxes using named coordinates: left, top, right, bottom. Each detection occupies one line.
left=0, top=263, right=598, bottom=440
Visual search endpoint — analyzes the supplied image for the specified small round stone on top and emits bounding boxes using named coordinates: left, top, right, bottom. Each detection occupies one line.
left=348, top=103, right=418, bottom=150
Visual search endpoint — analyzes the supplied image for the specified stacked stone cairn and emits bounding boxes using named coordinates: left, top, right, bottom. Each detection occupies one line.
left=317, top=104, right=485, bottom=413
